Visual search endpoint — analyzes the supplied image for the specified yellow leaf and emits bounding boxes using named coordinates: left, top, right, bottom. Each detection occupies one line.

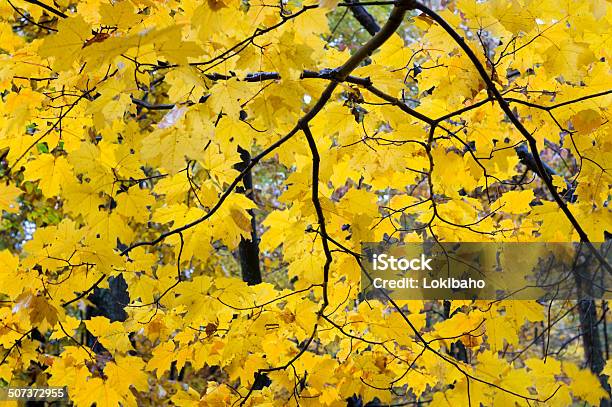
left=372, top=33, right=410, bottom=69
left=115, top=187, right=155, bottom=223
left=105, top=355, right=150, bottom=397
left=0, top=183, right=21, bottom=213
left=544, top=41, right=596, bottom=82
left=146, top=341, right=177, bottom=378
left=71, top=377, right=124, bottom=407
left=571, top=109, right=604, bottom=133
left=208, top=78, right=253, bottom=118
left=85, top=316, right=133, bottom=354
left=99, top=1, right=143, bottom=30
left=0, top=250, right=24, bottom=299
left=603, top=359, right=612, bottom=386
left=39, top=16, right=91, bottom=71
left=497, top=190, right=534, bottom=214
left=565, top=363, right=608, bottom=405
left=23, top=154, right=73, bottom=197
left=318, top=0, right=339, bottom=9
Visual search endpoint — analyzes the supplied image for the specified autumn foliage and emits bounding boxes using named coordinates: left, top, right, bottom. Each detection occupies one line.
left=0, top=0, right=611, bottom=405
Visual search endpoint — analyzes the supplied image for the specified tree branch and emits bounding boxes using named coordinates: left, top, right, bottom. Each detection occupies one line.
left=62, top=0, right=416, bottom=309
left=7, top=0, right=57, bottom=31
left=22, top=0, right=67, bottom=18
left=301, top=124, right=333, bottom=308
left=413, top=1, right=611, bottom=273
left=345, top=0, right=381, bottom=35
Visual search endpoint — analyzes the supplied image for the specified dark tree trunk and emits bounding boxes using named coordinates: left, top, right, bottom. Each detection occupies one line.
left=234, top=146, right=262, bottom=285
left=578, top=299, right=605, bottom=372
left=88, top=274, right=129, bottom=322
left=86, top=275, right=129, bottom=353
left=573, top=250, right=611, bottom=406
left=443, top=300, right=468, bottom=363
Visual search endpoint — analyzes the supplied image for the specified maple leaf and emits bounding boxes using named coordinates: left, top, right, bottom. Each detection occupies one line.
left=0, top=183, right=22, bottom=213
left=38, top=16, right=91, bottom=71
left=71, top=377, right=124, bottom=407
left=1, top=1, right=611, bottom=406
left=23, top=154, right=73, bottom=197
left=85, top=316, right=133, bottom=354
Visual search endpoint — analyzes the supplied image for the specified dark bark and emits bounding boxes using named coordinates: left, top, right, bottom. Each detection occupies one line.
left=573, top=251, right=611, bottom=406
left=578, top=299, right=605, bottom=372
left=345, top=0, right=381, bottom=35
left=234, top=146, right=262, bottom=285
left=604, top=300, right=609, bottom=360
left=86, top=275, right=129, bottom=353
left=514, top=144, right=579, bottom=200
left=346, top=394, right=387, bottom=407
left=514, top=144, right=555, bottom=182
left=87, top=275, right=129, bottom=322
left=443, top=300, right=468, bottom=363
left=252, top=371, right=272, bottom=390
